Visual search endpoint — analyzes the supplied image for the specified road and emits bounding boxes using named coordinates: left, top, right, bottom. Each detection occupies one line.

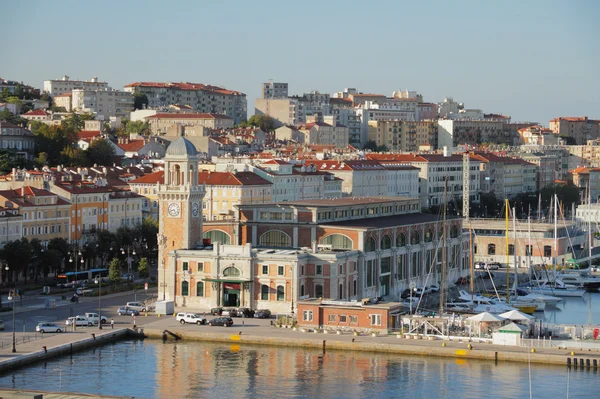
left=0, top=288, right=157, bottom=334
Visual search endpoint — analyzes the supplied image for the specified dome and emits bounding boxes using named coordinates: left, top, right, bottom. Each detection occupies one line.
left=165, top=137, right=198, bottom=157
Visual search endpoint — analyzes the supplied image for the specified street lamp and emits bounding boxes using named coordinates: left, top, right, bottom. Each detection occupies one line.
left=6, top=265, right=15, bottom=353
left=68, top=246, right=84, bottom=287
left=121, top=245, right=136, bottom=280
left=95, top=276, right=102, bottom=330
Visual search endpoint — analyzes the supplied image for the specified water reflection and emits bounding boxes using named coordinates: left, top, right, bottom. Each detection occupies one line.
left=0, top=340, right=598, bottom=399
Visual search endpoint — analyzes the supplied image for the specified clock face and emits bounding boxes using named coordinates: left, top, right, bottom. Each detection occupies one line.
left=192, top=202, right=200, bottom=217
left=168, top=202, right=180, bottom=217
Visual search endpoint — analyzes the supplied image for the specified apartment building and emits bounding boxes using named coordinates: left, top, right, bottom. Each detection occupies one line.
left=0, top=187, right=70, bottom=247
left=550, top=117, right=600, bottom=145
left=0, top=205, right=21, bottom=247
left=71, top=88, right=134, bottom=119
left=438, top=119, right=507, bottom=148
left=43, top=76, right=109, bottom=97
left=21, top=109, right=51, bottom=122
left=517, top=125, right=558, bottom=145
left=304, top=160, right=419, bottom=199
left=255, top=98, right=303, bottom=127
left=128, top=172, right=162, bottom=220
left=367, top=120, right=437, bottom=152
left=145, top=113, right=233, bottom=135
left=54, top=93, right=72, bottom=112
left=520, top=153, right=559, bottom=190
left=367, top=153, right=481, bottom=208
left=262, top=81, right=288, bottom=99
left=330, top=98, right=361, bottom=145
left=0, top=121, right=36, bottom=160
left=296, top=121, right=349, bottom=148
left=472, top=153, right=537, bottom=198
left=107, top=190, right=144, bottom=232
left=124, top=82, right=247, bottom=124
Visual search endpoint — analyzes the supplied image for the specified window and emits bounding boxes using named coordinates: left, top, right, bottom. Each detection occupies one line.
left=339, top=315, right=347, bottom=323
left=339, top=283, right=343, bottom=299
left=365, top=237, right=376, bottom=252
left=339, top=264, right=343, bottom=274
left=203, top=230, right=231, bottom=245
left=370, top=314, right=382, bottom=326
left=381, top=235, right=392, bottom=250
left=303, top=310, right=313, bottom=321
left=223, top=267, right=240, bottom=277
left=198, top=262, right=204, bottom=272
left=270, top=212, right=282, bottom=221
left=259, top=230, right=291, bottom=247
left=450, top=225, right=460, bottom=238
left=262, top=265, right=268, bottom=275
left=183, top=262, right=189, bottom=271
left=261, top=284, right=269, bottom=300
left=424, top=229, right=433, bottom=242
left=320, top=234, right=353, bottom=250
left=366, top=259, right=375, bottom=287
left=353, top=280, right=357, bottom=296
left=397, top=233, right=407, bottom=247
left=525, top=245, right=532, bottom=256
left=508, top=244, right=515, bottom=256
left=277, top=285, right=284, bottom=301
left=381, top=257, right=391, bottom=274
left=411, top=231, right=420, bottom=245
left=316, top=265, right=322, bottom=275
left=488, top=244, right=496, bottom=255
left=544, top=245, right=552, bottom=257
left=196, top=282, right=204, bottom=297
left=260, top=212, right=267, bottom=221
left=315, top=284, right=323, bottom=298
left=328, top=314, right=336, bottom=322
left=350, top=315, right=358, bottom=324
left=278, top=266, right=284, bottom=276
left=181, top=281, right=189, bottom=296
left=301, top=284, right=305, bottom=297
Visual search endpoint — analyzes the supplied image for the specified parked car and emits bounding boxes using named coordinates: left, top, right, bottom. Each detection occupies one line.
left=254, top=309, right=272, bottom=319
left=76, top=287, right=93, bottom=295
left=208, top=317, right=234, bottom=327
left=428, top=284, right=440, bottom=293
left=210, top=307, right=223, bottom=316
left=474, top=262, right=485, bottom=270
left=36, top=323, right=63, bottom=333
left=412, top=287, right=432, bottom=297
left=0, top=320, right=4, bottom=330
left=455, top=276, right=470, bottom=285
left=125, top=302, right=147, bottom=312
left=400, top=289, right=412, bottom=299
left=591, top=266, right=599, bottom=272
left=222, top=308, right=238, bottom=317
left=65, top=316, right=93, bottom=327
left=487, top=262, right=500, bottom=270
left=117, top=307, right=140, bottom=316
left=237, top=308, right=255, bottom=318
left=176, top=312, right=207, bottom=325
left=84, top=312, right=108, bottom=324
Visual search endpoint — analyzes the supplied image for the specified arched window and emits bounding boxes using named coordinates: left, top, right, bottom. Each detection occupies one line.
left=320, top=234, right=353, bottom=250
left=223, top=267, right=240, bottom=277
left=181, top=280, right=189, bottom=296
left=173, top=164, right=181, bottom=185
left=365, top=237, right=376, bottom=252
left=315, top=284, right=323, bottom=298
left=411, top=231, right=420, bottom=245
left=277, top=285, right=285, bottom=301
left=353, top=280, right=357, bottom=296
left=339, top=283, right=343, bottom=299
left=450, top=225, right=459, bottom=238
left=381, top=235, right=392, bottom=250
left=488, top=244, right=496, bottom=255
left=424, top=229, right=433, bottom=242
left=301, top=284, right=305, bottom=297
left=397, top=233, right=407, bottom=247
left=203, top=230, right=231, bottom=245
left=259, top=230, right=291, bottom=247
left=261, top=284, right=269, bottom=300
left=196, top=281, right=204, bottom=297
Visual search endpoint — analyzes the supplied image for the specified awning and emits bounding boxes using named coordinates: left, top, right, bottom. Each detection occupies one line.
left=203, top=278, right=252, bottom=283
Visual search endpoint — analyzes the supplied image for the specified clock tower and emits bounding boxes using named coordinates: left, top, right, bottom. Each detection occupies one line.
left=157, top=136, right=205, bottom=301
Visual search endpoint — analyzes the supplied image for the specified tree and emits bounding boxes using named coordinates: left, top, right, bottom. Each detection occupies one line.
left=0, top=238, right=32, bottom=283
left=40, top=93, right=53, bottom=106
left=61, top=145, right=87, bottom=166
left=539, top=183, right=580, bottom=213
left=245, top=114, right=277, bottom=132
left=85, top=139, right=115, bottom=166
left=124, top=120, right=151, bottom=136
left=108, top=258, right=123, bottom=286
left=30, top=122, right=78, bottom=166
left=0, top=150, right=29, bottom=173
left=560, top=135, right=577, bottom=145
left=0, top=88, right=10, bottom=101
left=363, top=140, right=377, bottom=151
left=138, top=258, right=150, bottom=279
left=14, top=84, right=24, bottom=99
left=0, top=109, right=27, bottom=126
left=133, top=93, right=149, bottom=110
left=61, top=113, right=94, bottom=132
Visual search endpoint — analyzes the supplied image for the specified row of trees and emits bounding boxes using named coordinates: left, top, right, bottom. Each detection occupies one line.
left=0, top=218, right=158, bottom=285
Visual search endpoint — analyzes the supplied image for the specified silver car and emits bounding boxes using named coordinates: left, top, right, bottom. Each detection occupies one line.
left=117, top=307, right=140, bottom=316
left=37, top=323, right=63, bottom=333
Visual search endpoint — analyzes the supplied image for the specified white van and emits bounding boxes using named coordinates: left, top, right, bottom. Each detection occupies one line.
left=126, top=302, right=147, bottom=312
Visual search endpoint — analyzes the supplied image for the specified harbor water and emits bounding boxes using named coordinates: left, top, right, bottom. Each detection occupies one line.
left=0, top=338, right=599, bottom=399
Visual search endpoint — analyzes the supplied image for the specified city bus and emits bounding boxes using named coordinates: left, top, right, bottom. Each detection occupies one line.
left=57, top=268, right=109, bottom=287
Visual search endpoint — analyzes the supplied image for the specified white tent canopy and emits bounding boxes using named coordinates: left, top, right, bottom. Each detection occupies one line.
left=499, top=309, right=534, bottom=321
left=467, top=312, right=505, bottom=323
left=497, top=322, right=527, bottom=333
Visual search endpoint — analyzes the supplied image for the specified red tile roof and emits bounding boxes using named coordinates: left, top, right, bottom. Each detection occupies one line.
left=261, top=159, right=290, bottom=165
left=78, top=130, right=101, bottom=140
left=130, top=171, right=164, bottom=184
left=145, top=113, right=231, bottom=120
left=198, top=171, right=271, bottom=186
left=23, top=109, right=48, bottom=116
left=117, top=139, right=146, bottom=152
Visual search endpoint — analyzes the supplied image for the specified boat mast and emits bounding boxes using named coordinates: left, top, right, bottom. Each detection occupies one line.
left=588, top=186, right=592, bottom=270
left=528, top=215, right=532, bottom=281
left=470, top=224, right=474, bottom=308
left=513, top=207, right=518, bottom=294
left=554, top=194, right=558, bottom=276
left=505, top=199, right=510, bottom=302
left=440, top=178, right=447, bottom=317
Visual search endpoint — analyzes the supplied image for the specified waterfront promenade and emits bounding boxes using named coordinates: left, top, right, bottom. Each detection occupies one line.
left=1, top=311, right=600, bottom=373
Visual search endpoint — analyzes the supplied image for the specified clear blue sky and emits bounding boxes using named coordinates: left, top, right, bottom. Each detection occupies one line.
left=1, top=0, right=598, bottom=123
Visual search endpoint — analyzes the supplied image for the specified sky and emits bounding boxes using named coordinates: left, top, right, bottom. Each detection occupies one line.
left=1, top=0, right=599, bottom=124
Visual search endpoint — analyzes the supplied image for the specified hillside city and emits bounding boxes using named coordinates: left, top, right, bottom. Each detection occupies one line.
left=0, top=74, right=599, bottom=307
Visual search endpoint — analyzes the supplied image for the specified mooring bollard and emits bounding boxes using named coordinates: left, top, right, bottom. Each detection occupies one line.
left=580, top=358, right=584, bottom=367
left=91, top=333, right=96, bottom=340
left=586, top=359, right=590, bottom=368
left=593, top=359, right=598, bottom=369
left=42, top=346, right=47, bottom=354
left=567, top=358, right=572, bottom=367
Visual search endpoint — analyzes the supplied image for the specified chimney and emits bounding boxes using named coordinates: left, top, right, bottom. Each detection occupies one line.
left=443, top=146, right=451, bottom=157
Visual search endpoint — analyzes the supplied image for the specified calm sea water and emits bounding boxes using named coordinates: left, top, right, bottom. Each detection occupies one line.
left=0, top=339, right=598, bottom=399
left=541, top=292, right=598, bottom=325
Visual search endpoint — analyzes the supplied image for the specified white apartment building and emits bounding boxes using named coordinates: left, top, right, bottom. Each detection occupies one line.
left=304, top=160, right=419, bottom=199
left=472, top=153, right=537, bottom=198
left=297, top=121, right=349, bottom=148
left=438, top=119, right=507, bottom=148
left=124, top=82, right=247, bottom=124
left=356, top=101, right=417, bottom=144
left=107, top=192, right=144, bottom=232
left=255, top=97, right=304, bottom=127
left=44, top=76, right=109, bottom=96
left=438, top=97, right=462, bottom=118
left=71, top=89, right=134, bottom=119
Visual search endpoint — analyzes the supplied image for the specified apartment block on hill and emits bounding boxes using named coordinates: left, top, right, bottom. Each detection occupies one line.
left=550, top=117, right=600, bottom=145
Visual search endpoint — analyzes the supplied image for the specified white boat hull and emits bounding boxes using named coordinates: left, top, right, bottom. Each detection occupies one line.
left=527, top=287, right=585, bottom=297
